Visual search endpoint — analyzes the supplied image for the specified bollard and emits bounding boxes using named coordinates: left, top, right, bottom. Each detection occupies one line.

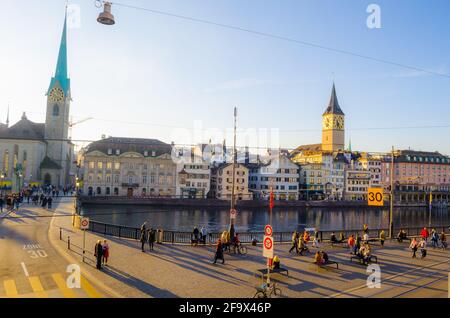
left=59, top=228, right=62, bottom=240
left=68, top=236, right=71, bottom=250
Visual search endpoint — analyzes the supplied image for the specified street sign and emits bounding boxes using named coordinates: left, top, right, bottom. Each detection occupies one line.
left=230, top=208, right=237, bottom=220
left=263, top=235, right=274, bottom=258
left=264, top=225, right=273, bottom=237
left=368, top=188, right=384, bottom=206
left=80, top=217, right=90, bottom=230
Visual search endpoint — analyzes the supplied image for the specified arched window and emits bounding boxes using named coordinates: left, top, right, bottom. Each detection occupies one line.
left=88, top=187, right=93, bottom=196
left=96, top=187, right=102, bottom=195
left=106, top=187, right=111, bottom=195
left=53, top=104, right=59, bottom=116
left=114, top=187, right=119, bottom=195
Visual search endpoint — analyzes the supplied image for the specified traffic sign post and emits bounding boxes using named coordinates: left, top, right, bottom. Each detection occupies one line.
left=263, top=235, right=274, bottom=259
left=264, top=225, right=273, bottom=237
left=368, top=188, right=384, bottom=207
left=230, top=208, right=237, bottom=220
left=80, top=217, right=90, bottom=263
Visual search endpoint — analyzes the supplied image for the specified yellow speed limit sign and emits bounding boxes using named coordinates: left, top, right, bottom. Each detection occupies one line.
left=368, top=188, right=384, bottom=206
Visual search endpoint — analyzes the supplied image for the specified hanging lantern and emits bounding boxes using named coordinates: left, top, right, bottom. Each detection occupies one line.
left=97, top=1, right=115, bottom=25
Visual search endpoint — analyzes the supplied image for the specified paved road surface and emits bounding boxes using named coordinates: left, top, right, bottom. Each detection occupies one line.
left=0, top=200, right=105, bottom=298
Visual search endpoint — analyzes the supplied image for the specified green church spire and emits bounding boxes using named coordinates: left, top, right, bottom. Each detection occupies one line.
left=47, top=10, right=70, bottom=96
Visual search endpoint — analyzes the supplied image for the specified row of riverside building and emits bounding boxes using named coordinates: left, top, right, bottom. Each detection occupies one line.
left=78, top=84, right=450, bottom=205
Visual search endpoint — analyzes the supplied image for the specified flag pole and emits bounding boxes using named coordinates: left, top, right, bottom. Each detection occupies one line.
left=267, top=187, right=274, bottom=285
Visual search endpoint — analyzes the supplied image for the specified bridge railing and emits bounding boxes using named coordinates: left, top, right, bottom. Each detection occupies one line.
left=87, top=220, right=450, bottom=245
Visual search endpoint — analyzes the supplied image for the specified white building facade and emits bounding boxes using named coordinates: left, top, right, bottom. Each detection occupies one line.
left=248, top=154, right=300, bottom=200
left=80, top=137, right=177, bottom=197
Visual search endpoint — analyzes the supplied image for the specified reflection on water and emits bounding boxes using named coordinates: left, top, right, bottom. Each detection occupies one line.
left=81, top=205, right=450, bottom=233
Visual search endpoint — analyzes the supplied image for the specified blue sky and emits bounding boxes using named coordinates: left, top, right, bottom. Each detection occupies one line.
left=0, top=0, right=449, bottom=154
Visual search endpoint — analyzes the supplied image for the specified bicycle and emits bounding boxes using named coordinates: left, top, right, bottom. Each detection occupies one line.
left=232, top=243, right=247, bottom=255
left=253, top=282, right=282, bottom=298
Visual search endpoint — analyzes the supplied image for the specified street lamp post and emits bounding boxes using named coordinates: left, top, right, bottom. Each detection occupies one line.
left=389, top=146, right=395, bottom=239
left=230, top=107, right=237, bottom=236
left=14, top=164, right=23, bottom=194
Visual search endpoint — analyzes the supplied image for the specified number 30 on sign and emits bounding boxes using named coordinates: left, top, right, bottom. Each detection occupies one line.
left=368, top=188, right=384, bottom=206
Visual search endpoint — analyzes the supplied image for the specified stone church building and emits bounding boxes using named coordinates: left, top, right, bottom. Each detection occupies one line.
left=0, top=12, right=75, bottom=192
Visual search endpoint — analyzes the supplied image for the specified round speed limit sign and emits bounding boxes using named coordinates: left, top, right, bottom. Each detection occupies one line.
left=264, top=237, right=273, bottom=250
left=80, top=217, right=90, bottom=230
left=264, top=225, right=273, bottom=236
left=263, top=235, right=274, bottom=258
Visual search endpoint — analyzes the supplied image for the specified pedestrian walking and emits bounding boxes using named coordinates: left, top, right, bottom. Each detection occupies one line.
left=94, top=240, right=103, bottom=269
left=420, top=227, right=429, bottom=242
left=140, top=230, right=147, bottom=252
left=430, top=229, right=439, bottom=248
left=379, top=230, right=386, bottom=247
left=440, top=232, right=447, bottom=250
left=47, top=197, right=53, bottom=209
left=148, top=228, right=156, bottom=251
left=192, top=226, right=200, bottom=246
left=410, top=238, right=418, bottom=258
left=289, top=231, right=299, bottom=254
left=102, top=240, right=110, bottom=265
left=348, top=235, right=356, bottom=254
left=213, top=239, right=225, bottom=264
left=312, top=230, right=320, bottom=248
left=419, top=238, right=427, bottom=259
left=0, top=197, right=4, bottom=213
left=200, top=226, right=207, bottom=245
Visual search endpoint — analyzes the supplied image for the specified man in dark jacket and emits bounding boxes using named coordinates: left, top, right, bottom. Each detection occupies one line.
left=213, top=239, right=225, bottom=264
left=94, top=240, right=103, bottom=269
left=140, top=222, right=148, bottom=252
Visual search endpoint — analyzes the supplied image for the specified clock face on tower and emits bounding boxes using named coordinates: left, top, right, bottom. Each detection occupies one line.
left=49, top=87, right=64, bottom=102
left=323, top=116, right=332, bottom=130
left=335, top=115, right=345, bottom=130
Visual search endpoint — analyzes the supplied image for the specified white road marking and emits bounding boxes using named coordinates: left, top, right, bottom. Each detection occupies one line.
left=21, top=262, right=29, bottom=277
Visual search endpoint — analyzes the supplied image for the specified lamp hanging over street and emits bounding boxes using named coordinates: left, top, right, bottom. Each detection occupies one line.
left=97, top=1, right=115, bottom=25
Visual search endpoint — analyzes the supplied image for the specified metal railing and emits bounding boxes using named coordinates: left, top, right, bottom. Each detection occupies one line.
left=86, top=220, right=450, bottom=245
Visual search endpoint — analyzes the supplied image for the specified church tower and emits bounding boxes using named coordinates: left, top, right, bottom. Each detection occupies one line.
left=322, top=83, right=345, bottom=152
left=43, top=11, right=72, bottom=187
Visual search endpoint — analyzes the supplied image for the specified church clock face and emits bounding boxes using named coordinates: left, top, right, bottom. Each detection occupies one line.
left=49, top=87, right=64, bottom=102
left=335, top=115, right=345, bottom=130
left=323, top=116, right=332, bottom=130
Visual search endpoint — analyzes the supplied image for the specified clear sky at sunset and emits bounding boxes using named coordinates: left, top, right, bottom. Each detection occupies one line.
left=0, top=0, right=449, bottom=154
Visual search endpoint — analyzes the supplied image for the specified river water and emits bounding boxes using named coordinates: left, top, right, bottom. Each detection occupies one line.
left=81, top=205, right=450, bottom=233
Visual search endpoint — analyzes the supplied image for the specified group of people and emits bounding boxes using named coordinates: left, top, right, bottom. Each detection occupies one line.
left=140, top=221, right=157, bottom=252
left=408, top=227, right=447, bottom=259
left=31, top=194, right=54, bottom=209
left=213, top=225, right=244, bottom=264
left=94, top=240, right=110, bottom=269
left=0, top=194, right=22, bottom=212
left=192, top=226, right=208, bottom=246
left=289, top=230, right=313, bottom=255
left=313, top=250, right=330, bottom=265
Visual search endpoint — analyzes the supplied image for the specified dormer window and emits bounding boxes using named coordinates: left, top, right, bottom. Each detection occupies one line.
left=108, top=149, right=112, bottom=155
left=144, top=151, right=148, bottom=157
left=116, top=149, right=120, bottom=155
left=152, top=151, right=156, bottom=157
